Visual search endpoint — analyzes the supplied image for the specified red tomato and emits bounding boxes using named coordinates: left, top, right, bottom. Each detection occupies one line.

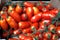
left=24, top=36, right=33, bottom=40
left=21, top=13, right=28, bottom=21
left=37, top=6, right=43, bottom=10
left=6, top=16, right=18, bottom=29
left=56, top=26, right=60, bottom=36
left=24, top=2, right=34, bottom=7
left=19, top=34, right=26, bottom=40
left=33, top=7, right=39, bottom=15
left=22, top=28, right=32, bottom=34
left=48, top=24, right=56, bottom=33
left=8, top=11, right=21, bottom=22
left=18, top=22, right=30, bottom=29
left=8, top=38, right=18, bottom=40
left=1, top=18, right=8, bottom=30
left=13, top=29, right=21, bottom=35
left=43, top=32, right=52, bottom=39
left=26, top=7, right=33, bottom=20
left=42, top=8, right=49, bottom=12
left=31, top=12, right=42, bottom=22
left=23, top=7, right=27, bottom=13
left=15, top=4, right=22, bottom=14
left=41, top=20, right=51, bottom=26
left=31, top=22, right=39, bottom=30
left=51, top=34, right=58, bottom=40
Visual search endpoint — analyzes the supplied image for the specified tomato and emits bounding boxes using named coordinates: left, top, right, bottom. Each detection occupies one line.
left=21, top=13, right=28, bottom=21
left=31, top=22, right=39, bottom=30
left=56, top=26, right=60, bottom=36
left=33, top=7, right=39, bottom=15
left=22, top=28, right=32, bottom=34
left=15, top=4, right=22, bottom=14
left=8, top=38, right=18, bottom=40
left=13, top=29, right=21, bottom=35
left=19, top=34, right=26, bottom=40
left=6, top=16, right=18, bottom=29
left=37, top=6, right=43, bottom=11
left=41, top=20, right=51, bottom=26
left=31, top=12, right=42, bottom=22
left=24, top=2, right=34, bottom=7
left=48, top=24, right=56, bottom=33
left=8, top=11, right=21, bottom=22
left=51, top=34, right=58, bottom=40
left=43, top=32, right=52, bottom=39
left=1, top=18, right=8, bottom=30
left=24, top=36, right=33, bottom=40
left=26, top=7, right=33, bottom=20
left=42, top=8, right=49, bottom=12
left=23, top=7, right=27, bottom=13
left=1, top=11, right=7, bottom=19
left=18, top=22, right=30, bottom=29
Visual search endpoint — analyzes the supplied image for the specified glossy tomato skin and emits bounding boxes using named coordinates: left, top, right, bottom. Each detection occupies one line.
left=24, top=2, right=34, bottom=7
left=15, top=4, right=22, bottom=14
left=6, top=16, right=18, bottom=29
left=56, top=26, right=60, bottom=36
left=8, top=38, right=18, bottom=40
left=51, top=34, right=58, bottom=40
left=1, top=18, right=8, bottom=30
left=13, top=29, right=21, bottom=35
left=33, top=7, right=39, bottom=15
left=21, top=13, right=28, bottom=21
left=24, top=36, right=33, bottom=40
left=18, top=22, right=30, bottom=29
left=48, top=24, right=56, bottom=33
left=26, top=7, right=33, bottom=20
left=31, top=22, right=39, bottom=30
left=19, top=34, right=26, bottom=40
left=31, top=12, right=42, bottom=22
left=8, top=11, right=21, bottom=22
left=43, top=32, right=52, bottom=40
left=22, top=28, right=32, bottom=34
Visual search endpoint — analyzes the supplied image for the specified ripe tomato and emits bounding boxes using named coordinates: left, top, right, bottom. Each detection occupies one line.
left=51, top=34, right=58, bottom=40
left=43, top=32, right=52, bottom=39
left=13, top=29, right=21, bottom=35
left=24, top=36, right=33, bottom=40
left=22, top=28, right=32, bottom=34
left=19, top=34, right=26, bottom=40
left=21, top=13, right=28, bottom=21
left=33, top=7, right=39, bottom=15
left=31, top=12, right=42, bottom=22
left=31, top=22, right=39, bottom=30
left=26, top=7, right=33, bottom=20
left=18, top=22, right=30, bottom=29
left=8, top=38, right=18, bottom=40
left=8, top=11, right=21, bottom=22
left=1, top=11, right=7, bottom=19
left=48, top=24, right=56, bottom=33
left=15, top=4, right=22, bottom=14
left=56, top=26, right=60, bottom=36
left=6, top=16, right=18, bottom=29
left=24, top=2, right=34, bottom=7
left=1, top=18, right=8, bottom=30
left=42, top=8, right=49, bottom=12
left=23, top=7, right=27, bottom=13
left=41, top=20, right=51, bottom=26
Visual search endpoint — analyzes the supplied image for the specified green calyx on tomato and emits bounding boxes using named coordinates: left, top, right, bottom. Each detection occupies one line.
left=8, top=10, right=12, bottom=13
left=34, top=36, right=39, bottom=40
left=48, top=34, right=51, bottom=39
left=55, top=35, right=58, bottom=39
left=51, top=29, right=56, bottom=33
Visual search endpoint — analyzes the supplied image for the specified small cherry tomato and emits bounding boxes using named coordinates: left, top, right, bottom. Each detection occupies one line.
left=15, top=4, right=22, bottom=14
left=21, top=13, right=28, bottom=21
left=48, top=24, right=56, bottom=33
left=56, top=26, right=60, bottom=36
left=1, top=18, right=8, bottom=30
left=6, top=16, right=18, bottom=29
left=26, top=7, right=33, bottom=20
left=18, top=22, right=30, bottom=29
left=33, top=7, right=39, bottom=15
left=43, top=32, right=52, bottom=40
left=24, top=2, right=34, bottom=7
left=42, top=8, right=49, bottom=12
left=51, top=34, right=58, bottom=40
left=31, top=12, right=42, bottom=22
left=8, top=11, right=21, bottom=22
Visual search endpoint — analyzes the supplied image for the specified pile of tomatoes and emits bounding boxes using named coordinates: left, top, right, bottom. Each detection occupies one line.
left=0, top=1, right=60, bottom=40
